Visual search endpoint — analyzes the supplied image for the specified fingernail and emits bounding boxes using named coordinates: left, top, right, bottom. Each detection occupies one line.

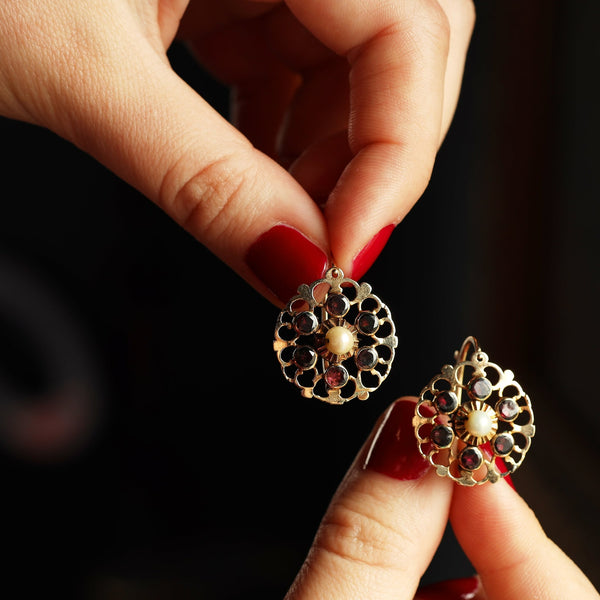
left=417, top=576, right=481, bottom=600
left=364, top=400, right=430, bottom=481
left=351, top=224, right=394, bottom=280
left=245, top=224, right=328, bottom=305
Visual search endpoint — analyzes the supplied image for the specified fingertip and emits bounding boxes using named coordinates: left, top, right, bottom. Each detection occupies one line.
left=245, top=223, right=329, bottom=305
left=363, top=396, right=429, bottom=482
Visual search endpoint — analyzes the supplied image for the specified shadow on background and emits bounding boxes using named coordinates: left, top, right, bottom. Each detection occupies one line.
left=0, top=1, right=598, bottom=597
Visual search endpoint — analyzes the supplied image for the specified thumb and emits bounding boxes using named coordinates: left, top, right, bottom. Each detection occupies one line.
left=286, top=399, right=453, bottom=600
left=98, top=57, right=330, bottom=305
left=0, top=2, right=329, bottom=306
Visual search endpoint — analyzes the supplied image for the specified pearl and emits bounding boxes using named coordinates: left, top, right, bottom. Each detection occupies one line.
left=325, top=326, right=355, bottom=355
left=465, top=409, right=494, bottom=438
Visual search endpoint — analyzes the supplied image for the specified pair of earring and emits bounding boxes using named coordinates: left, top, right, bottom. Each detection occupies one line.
left=273, top=267, right=535, bottom=486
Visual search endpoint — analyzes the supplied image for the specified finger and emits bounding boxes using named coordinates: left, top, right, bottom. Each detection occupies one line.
left=187, top=17, right=301, bottom=158
left=283, top=0, right=475, bottom=279
left=437, top=0, right=476, bottom=140
left=288, top=131, right=353, bottom=205
left=286, top=399, right=453, bottom=600
left=0, top=1, right=329, bottom=306
left=450, top=479, right=599, bottom=599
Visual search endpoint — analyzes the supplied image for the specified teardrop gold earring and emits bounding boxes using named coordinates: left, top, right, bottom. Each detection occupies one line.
left=413, top=336, right=535, bottom=485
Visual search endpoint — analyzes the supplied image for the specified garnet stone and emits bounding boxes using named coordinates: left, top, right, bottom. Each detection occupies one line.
left=356, top=312, right=379, bottom=335
left=469, top=377, right=492, bottom=400
left=497, top=398, right=520, bottom=421
left=356, top=347, right=378, bottom=370
left=435, top=390, right=459, bottom=414
left=293, top=311, right=318, bottom=335
left=325, top=365, right=349, bottom=388
left=430, top=425, right=453, bottom=448
left=459, top=446, right=483, bottom=471
left=326, top=294, right=350, bottom=317
left=293, top=346, right=317, bottom=370
left=493, top=433, right=514, bottom=456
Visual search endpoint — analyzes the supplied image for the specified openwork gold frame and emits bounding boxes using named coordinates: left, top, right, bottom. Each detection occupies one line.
left=274, top=267, right=398, bottom=405
left=413, top=336, right=535, bottom=485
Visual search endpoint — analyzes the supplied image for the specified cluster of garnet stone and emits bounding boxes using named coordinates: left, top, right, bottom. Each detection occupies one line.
left=430, top=376, right=520, bottom=472
left=290, top=292, right=381, bottom=390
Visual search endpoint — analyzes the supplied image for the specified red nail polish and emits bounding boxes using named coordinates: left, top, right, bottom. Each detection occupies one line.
left=364, top=400, right=430, bottom=481
left=245, top=224, right=328, bottom=305
left=417, top=576, right=481, bottom=600
left=351, top=224, right=394, bottom=281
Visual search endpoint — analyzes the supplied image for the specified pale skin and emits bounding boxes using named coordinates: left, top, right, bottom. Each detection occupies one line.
left=286, top=399, right=599, bottom=600
left=0, top=0, right=473, bottom=302
left=1, top=2, right=596, bottom=597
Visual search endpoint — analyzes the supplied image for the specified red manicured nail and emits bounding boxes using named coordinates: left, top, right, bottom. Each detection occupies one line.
left=245, top=224, right=328, bottom=305
left=417, top=576, right=481, bottom=600
left=351, top=224, right=394, bottom=281
left=364, top=400, right=430, bottom=481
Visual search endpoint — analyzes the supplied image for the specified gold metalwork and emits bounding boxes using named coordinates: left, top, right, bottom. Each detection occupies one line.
left=413, top=336, right=535, bottom=485
left=274, top=267, right=398, bottom=405
left=316, top=318, right=359, bottom=362
left=454, top=401, right=498, bottom=446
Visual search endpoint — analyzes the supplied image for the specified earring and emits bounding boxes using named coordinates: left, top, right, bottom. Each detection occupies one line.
left=273, top=267, right=398, bottom=405
left=413, top=336, right=535, bottom=485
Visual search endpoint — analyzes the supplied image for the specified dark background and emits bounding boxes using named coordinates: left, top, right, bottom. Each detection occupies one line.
left=1, top=1, right=598, bottom=597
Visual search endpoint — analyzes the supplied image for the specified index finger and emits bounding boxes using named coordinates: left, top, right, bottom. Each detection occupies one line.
left=450, top=480, right=599, bottom=599
left=284, top=0, right=474, bottom=278
left=286, top=399, right=453, bottom=600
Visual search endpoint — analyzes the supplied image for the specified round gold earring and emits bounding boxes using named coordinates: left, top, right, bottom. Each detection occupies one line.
left=273, top=267, right=398, bottom=405
left=413, top=336, right=535, bottom=485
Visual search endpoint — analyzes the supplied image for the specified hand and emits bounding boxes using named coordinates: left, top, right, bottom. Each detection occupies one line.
left=0, top=0, right=474, bottom=304
left=285, top=399, right=599, bottom=599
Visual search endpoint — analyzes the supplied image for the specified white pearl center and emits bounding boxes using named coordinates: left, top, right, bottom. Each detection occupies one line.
left=465, top=410, right=494, bottom=437
left=325, top=326, right=354, bottom=355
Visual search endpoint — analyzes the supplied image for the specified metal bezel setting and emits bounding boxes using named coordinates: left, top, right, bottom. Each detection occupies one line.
left=413, top=336, right=535, bottom=485
left=274, top=267, right=398, bottom=405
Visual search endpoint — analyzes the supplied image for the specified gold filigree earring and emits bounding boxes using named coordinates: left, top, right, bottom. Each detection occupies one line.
left=274, top=267, right=398, bottom=405
left=413, top=336, right=535, bottom=485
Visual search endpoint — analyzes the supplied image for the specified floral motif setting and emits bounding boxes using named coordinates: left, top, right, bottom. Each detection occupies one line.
left=413, top=336, right=535, bottom=485
left=273, top=267, right=398, bottom=405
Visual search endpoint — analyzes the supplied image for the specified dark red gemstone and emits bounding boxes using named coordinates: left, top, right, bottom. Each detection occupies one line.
left=498, top=399, right=519, bottom=421
left=356, top=347, right=378, bottom=370
left=493, top=433, right=514, bottom=455
left=293, top=311, right=318, bottom=335
left=459, top=447, right=483, bottom=471
left=469, top=377, right=492, bottom=400
left=430, top=425, right=453, bottom=448
left=435, top=390, right=458, bottom=414
left=324, top=365, right=348, bottom=388
left=293, top=346, right=317, bottom=369
left=325, top=294, right=350, bottom=317
left=356, top=312, right=379, bottom=335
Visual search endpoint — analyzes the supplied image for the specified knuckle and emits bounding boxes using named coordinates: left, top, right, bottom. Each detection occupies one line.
left=163, top=151, right=259, bottom=242
left=312, top=497, right=410, bottom=572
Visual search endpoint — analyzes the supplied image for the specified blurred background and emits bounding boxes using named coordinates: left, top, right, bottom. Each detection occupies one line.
left=0, top=1, right=598, bottom=597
